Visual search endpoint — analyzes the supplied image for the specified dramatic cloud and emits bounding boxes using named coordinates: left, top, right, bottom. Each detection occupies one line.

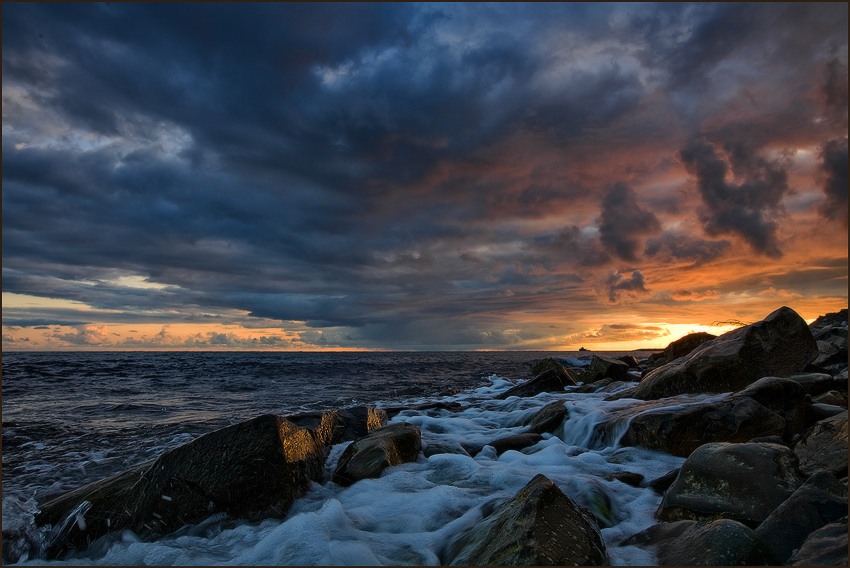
left=2, top=4, right=847, bottom=350
left=678, top=136, right=790, bottom=258
left=598, top=183, right=662, bottom=262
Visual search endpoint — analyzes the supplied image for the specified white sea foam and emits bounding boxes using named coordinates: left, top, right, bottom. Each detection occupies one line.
left=13, top=375, right=699, bottom=566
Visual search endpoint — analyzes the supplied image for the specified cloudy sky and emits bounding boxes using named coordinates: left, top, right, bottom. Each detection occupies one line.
left=2, top=3, right=847, bottom=351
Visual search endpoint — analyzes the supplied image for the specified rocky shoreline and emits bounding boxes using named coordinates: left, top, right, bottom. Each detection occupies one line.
left=3, top=306, right=847, bottom=566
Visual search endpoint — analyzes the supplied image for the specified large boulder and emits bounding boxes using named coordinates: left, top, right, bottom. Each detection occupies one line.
left=787, top=518, right=848, bottom=566
left=613, top=307, right=818, bottom=401
left=448, top=474, right=609, bottom=566
left=658, top=442, right=802, bottom=526
left=285, top=405, right=388, bottom=446
left=495, top=369, right=571, bottom=400
left=621, top=519, right=779, bottom=566
left=662, top=331, right=718, bottom=362
left=529, top=357, right=578, bottom=385
left=580, top=355, right=629, bottom=383
left=616, top=377, right=813, bottom=457
left=332, top=422, right=421, bottom=486
left=793, top=411, right=848, bottom=477
left=755, top=470, right=849, bottom=563
left=36, top=415, right=325, bottom=557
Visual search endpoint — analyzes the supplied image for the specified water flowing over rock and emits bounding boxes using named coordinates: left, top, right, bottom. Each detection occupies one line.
left=787, top=518, right=849, bottom=566
left=524, top=401, right=568, bottom=434
left=332, top=422, right=422, bottom=486
left=448, top=474, right=609, bottom=566
left=495, top=369, right=572, bottom=399
left=658, top=442, right=802, bottom=526
left=612, top=307, right=818, bottom=401
left=36, top=414, right=325, bottom=558
left=793, top=411, right=848, bottom=477
left=621, top=519, right=780, bottom=566
left=755, top=470, right=849, bottom=563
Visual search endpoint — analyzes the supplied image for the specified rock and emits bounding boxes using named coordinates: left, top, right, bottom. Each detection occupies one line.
left=793, top=411, right=848, bottom=477
left=529, top=357, right=579, bottom=385
left=811, top=339, right=849, bottom=370
left=787, top=518, right=848, bottom=566
left=658, top=442, right=802, bottom=526
left=649, top=468, right=680, bottom=494
left=422, top=439, right=470, bottom=458
left=814, top=390, right=847, bottom=406
left=755, top=470, right=849, bottom=562
left=36, top=414, right=325, bottom=557
left=448, top=474, right=609, bottom=566
left=606, top=471, right=644, bottom=487
left=573, top=378, right=613, bottom=393
left=471, top=432, right=544, bottom=457
left=619, top=377, right=812, bottom=457
left=621, top=519, right=780, bottom=566
left=786, top=372, right=842, bottom=396
left=382, top=401, right=465, bottom=419
left=332, top=422, right=421, bottom=487
left=618, top=355, right=640, bottom=368
left=662, top=331, right=717, bottom=362
left=524, top=401, right=567, bottom=434
left=613, top=307, right=818, bottom=401
left=809, top=309, right=849, bottom=331
left=495, top=369, right=570, bottom=400
left=285, top=405, right=387, bottom=446
left=580, top=355, right=629, bottom=383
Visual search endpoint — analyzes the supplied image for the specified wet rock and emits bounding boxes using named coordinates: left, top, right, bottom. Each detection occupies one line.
left=793, top=411, right=848, bottom=477
left=649, top=468, right=680, bottom=494
left=580, top=355, right=629, bottom=383
left=495, top=369, right=570, bottom=399
left=524, top=401, right=568, bottom=434
left=572, top=378, right=612, bottom=393
left=382, top=401, right=465, bottom=418
left=619, top=377, right=812, bottom=457
left=662, top=331, right=717, bottom=362
left=612, top=307, right=818, bottom=401
left=471, top=432, right=544, bottom=457
left=422, top=439, right=471, bottom=458
left=658, top=442, right=802, bottom=526
left=36, top=414, right=325, bottom=557
left=755, top=470, right=849, bottom=562
left=606, top=471, right=644, bottom=487
left=529, top=357, right=579, bottom=385
left=787, top=518, right=848, bottom=566
left=448, top=474, right=609, bottom=566
left=332, top=422, right=421, bottom=487
left=285, top=405, right=387, bottom=446
left=621, top=519, right=780, bottom=566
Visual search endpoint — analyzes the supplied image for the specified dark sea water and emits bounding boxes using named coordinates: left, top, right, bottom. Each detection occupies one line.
left=3, top=349, right=689, bottom=566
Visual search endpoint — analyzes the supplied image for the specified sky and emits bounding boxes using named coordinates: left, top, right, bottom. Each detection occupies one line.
left=2, top=3, right=848, bottom=351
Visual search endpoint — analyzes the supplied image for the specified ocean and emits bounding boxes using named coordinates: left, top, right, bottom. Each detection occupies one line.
left=2, top=350, right=702, bottom=566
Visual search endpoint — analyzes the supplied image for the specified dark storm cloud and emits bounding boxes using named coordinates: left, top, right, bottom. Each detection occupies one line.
left=817, top=138, right=849, bottom=227
left=598, top=183, right=662, bottom=262
left=678, top=136, right=790, bottom=258
left=3, top=4, right=848, bottom=347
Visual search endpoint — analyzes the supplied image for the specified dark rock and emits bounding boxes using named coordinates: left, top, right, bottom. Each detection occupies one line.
left=495, top=369, right=570, bottom=400
left=649, top=468, right=680, bottom=494
left=580, top=355, right=629, bottom=383
left=529, top=357, right=579, bottom=386
left=382, top=401, right=465, bottom=418
left=793, top=411, right=848, bottom=477
left=663, top=331, right=717, bottom=362
left=606, top=471, right=644, bottom=487
left=621, top=519, right=780, bottom=566
left=814, top=390, right=847, bottom=406
left=572, top=378, right=613, bottom=393
left=809, top=309, right=849, bottom=331
left=448, top=474, right=609, bottom=566
left=36, top=415, right=325, bottom=557
left=812, top=402, right=848, bottom=419
left=658, top=442, right=802, bottom=526
left=747, top=435, right=785, bottom=445
left=618, top=355, right=640, bottom=368
left=786, top=372, right=842, bottom=396
left=618, top=377, right=812, bottom=457
left=787, top=518, right=848, bottom=566
left=755, top=470, right=849, bottom=562
left=422, top=439, right=470, bottom=458
left=471, top=432, right=544, bottom=457
left=332, top=422, right=421, bottom=487
left=612, top=307, right=818, bottom=401
left=524, top=401, right=568, bottom=434
left=285, top=405, right=388, bottom=446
